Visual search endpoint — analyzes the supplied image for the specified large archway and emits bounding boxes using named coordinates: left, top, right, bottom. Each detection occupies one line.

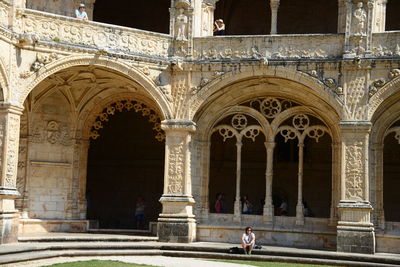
left=86, top=99, right=164, bottom=229
left=16, top=64, right=168, bottom=233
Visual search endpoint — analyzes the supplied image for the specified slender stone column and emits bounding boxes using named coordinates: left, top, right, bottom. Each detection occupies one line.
left=295, top=142, right=304, bottom=226
left=158, top=120, right=196, bottom=243
left=270, top=0, right=280, bottom=34
left=233, top=140, right=242, bottom=222
left=263, top=141, right=275, bottom=224
left=0, top=103, right=23, bottom=243
left=337, top=122, right=375, bottom=254
left=330, top=143, right=340, bottom=225
left=371, top=0, right=387, bottom=32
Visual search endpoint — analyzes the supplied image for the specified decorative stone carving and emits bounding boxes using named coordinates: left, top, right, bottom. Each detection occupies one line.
left=345, top=142, right=364, bottom=200
left=31, top=120, right=72, bottom=146
left=324, top=78, right=337, bottom=89
left=21, top=9, right=171, bottom=57
left=368, top=78, right=385, bottom=97
left=90, top=99, right=165, bottom=142
left=345, top=75, right=367, bottom=120
left=0, top=2, right=9, bottom=28
left=388, top=69, right=400, bottom=80
left=5, top=116, right=20, bottom=187
left=17, top=33, right=39, bottom=47
left=353, top=2, right=367, bottom=37
left=31, top=53, right=60, bottom=72
left=175, top=8, right=188, bottom=41
left=167, top=142, right=185, bottom=194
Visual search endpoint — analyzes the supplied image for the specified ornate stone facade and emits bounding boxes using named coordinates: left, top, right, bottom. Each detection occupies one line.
left=0, top=0, right=399, bottom=255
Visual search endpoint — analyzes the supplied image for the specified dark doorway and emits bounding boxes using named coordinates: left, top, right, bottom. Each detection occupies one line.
left=386, top=0, right=400, bottom=31
left=383, top=128, right=400, bottom=221
left=86, top=107, right=164, bottom=229
left=93, top=0, right=170, bottom=33
left=278, top=0, right=338, bottom=34
left=214, top=0, right=271, bottom=35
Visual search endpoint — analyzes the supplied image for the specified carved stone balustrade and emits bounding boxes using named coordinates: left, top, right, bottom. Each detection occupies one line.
left=193, top=34, right=345, bottom=61
left=20, top=8, right=172, bottom=58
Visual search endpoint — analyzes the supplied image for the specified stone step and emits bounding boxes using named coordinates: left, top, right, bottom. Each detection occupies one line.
left=18, top=234, right=158, bottom=243
left=0, top=248, right=399, bottom=267
left=87, top=228, right=156, bottom=236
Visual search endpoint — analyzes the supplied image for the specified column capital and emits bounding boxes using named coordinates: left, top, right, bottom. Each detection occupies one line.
left=0, top=103, right=24, bottom=115
left=161, top=120, right=196, bottom=133
left=270, top=0, right=280, bottom=9
left=264, top=141, right=276, bottom=149
left=339, top=121, right=372, bottom=133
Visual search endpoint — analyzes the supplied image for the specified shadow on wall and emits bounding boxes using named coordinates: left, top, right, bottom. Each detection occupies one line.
left=215, top=0, right=337, bottom=35
left=93, top=0, right=170, bottom=33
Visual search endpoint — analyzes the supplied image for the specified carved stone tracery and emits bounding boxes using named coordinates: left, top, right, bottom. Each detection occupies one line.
left=90, top=99, right=165, bottom=142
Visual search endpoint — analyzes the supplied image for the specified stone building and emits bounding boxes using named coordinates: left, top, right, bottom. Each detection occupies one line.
left=0, top=0, right=399, bottom=255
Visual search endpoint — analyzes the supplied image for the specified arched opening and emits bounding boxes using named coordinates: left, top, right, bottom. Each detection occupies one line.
left=16, top=64, right=169, bottom=234
left=383, top=120, right=400, bottom=222
left=93, top=0, right=170, bottom=33
left=273, top=134, right=299, bottom=217
left=386, top=0, right=400, bottom=31
left=214, top=0, right=271, bottom=35
left=277, top=0, right=338, bottom=34
left=302, top=126, right=332, bottom=218
left=209, top=131, right=236, bottom=213
left=86, top=100, right=165, bottom=229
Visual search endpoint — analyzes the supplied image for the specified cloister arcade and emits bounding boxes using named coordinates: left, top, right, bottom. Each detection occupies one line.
left=1, top=0, right=400, bottom=256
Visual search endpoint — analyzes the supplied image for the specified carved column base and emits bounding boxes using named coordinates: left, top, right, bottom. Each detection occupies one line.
left=263, top=204, right=274, bottom=225
left=0, top=189, right=20, bottom=243
left=158, top=195, right=196, bottom=243
left=296, top=203, right=304, bottom=226
left=337, top=201, right=375, bottom=254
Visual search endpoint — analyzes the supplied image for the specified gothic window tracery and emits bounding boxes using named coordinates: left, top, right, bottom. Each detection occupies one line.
left=208, top=97, right=332, bottom=223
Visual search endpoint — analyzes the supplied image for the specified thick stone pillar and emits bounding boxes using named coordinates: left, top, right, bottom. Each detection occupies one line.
left=270, top=0, right=280, bottom=34
left=158, top=120, right=196, bottom=243
left=337, top=122, right=375, bottom=254
left=0, top=104, right=23, bottom=243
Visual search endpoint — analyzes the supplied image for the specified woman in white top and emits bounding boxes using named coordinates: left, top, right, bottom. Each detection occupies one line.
left=241, top=226, right=255, bottom=255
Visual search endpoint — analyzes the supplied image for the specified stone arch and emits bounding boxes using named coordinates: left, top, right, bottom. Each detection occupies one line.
left=192, top=77, right=340, bottom=227
left=19, top=55, right=172, bottom=119
left=190, top=67, right=343, bottom=124
left=74, top=91, right=166, bottom=227
left=370, top=92, right=400, bottom=229
left=369, top=75, right=400, bottom=120
left=0, top=56, right=8, bottom=102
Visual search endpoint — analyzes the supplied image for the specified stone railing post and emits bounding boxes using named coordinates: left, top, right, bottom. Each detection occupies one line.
left=270, top=0, right=280, bottom=34
left=158, top=120, right=196, bottom=243
left=337, top=122, right=375, bottom=254
left=0, top=103, right=23, bottom=243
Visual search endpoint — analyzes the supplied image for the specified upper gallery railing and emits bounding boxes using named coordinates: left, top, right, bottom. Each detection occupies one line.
left=19, top=8, right=172, bottom=58
left=371, top=32, right=400, bottom=57
left=1, top=0, right=399, bottom=61
left=193, top=34, right=345, bottom=61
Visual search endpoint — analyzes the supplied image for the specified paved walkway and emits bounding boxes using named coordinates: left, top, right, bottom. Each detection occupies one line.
left=3, top=256, right=253, bottom=267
